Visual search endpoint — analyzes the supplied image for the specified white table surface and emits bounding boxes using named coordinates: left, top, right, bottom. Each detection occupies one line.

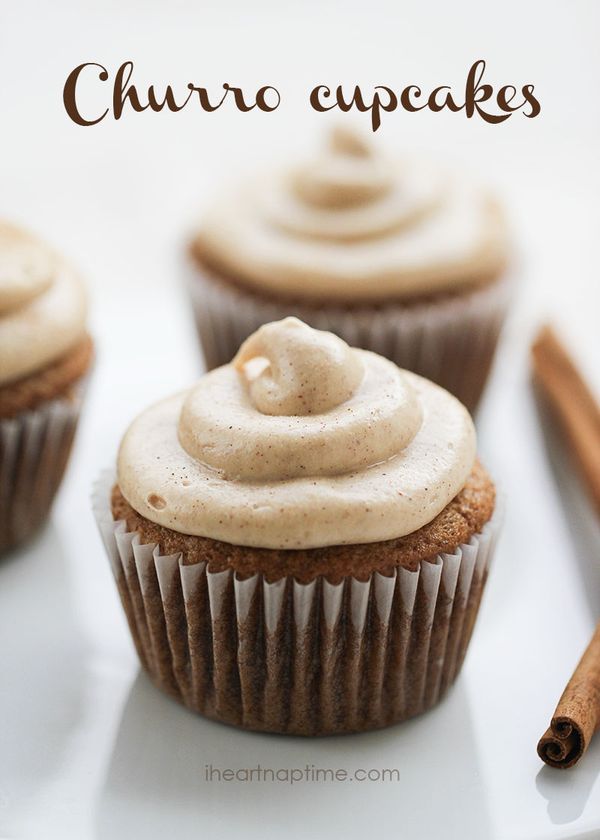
left=1, top=2, right=600, bottom=838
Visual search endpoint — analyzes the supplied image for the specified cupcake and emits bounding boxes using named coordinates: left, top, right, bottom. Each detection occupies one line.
left=0, top=221, right=93, bottom=552
left=94, top=317, right=500, bottom=735
left=189, top=126, right=511, bottom=412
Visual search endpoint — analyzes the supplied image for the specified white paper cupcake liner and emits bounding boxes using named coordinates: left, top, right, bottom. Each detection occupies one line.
left=94, top=471, right=502, bottom=735
left=0, top=381, right=87, bottom=552
left=188, top=265, right=512, bottom=412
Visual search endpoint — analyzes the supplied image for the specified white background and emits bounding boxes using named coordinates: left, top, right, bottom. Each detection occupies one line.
left=0, top=1, right=599, bottom=839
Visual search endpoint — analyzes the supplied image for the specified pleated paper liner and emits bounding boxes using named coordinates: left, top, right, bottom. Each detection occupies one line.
left=93, top=472, right=502, bottom=735
left=188, top=266, right=511, bottom=413
left=0, top=379, right=88, bottom=553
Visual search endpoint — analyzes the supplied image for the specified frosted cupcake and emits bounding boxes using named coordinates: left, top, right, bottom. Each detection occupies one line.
left=0, top=221, right=93, bottom=552
left=94, top=317, right=500, bottom=735
left=189, top=126, right=510, bottom=413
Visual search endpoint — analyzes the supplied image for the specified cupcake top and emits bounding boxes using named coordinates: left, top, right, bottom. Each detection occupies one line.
left=0, top=221, right=88, bottom=386
left=118, top=317, right=476, bottom=549
left=192, top=126, right=508, bottom=303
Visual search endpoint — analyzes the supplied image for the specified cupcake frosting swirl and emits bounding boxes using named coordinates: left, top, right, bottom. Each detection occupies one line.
left=0, top=221, right=87, bottom=386
left=194, top=126, right=508, bottom=302
left=118, top=318, right=476, bottom=549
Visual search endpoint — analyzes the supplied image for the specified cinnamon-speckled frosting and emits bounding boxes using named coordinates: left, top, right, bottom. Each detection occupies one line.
left=117, top=318, right=476, bottom=549
left=193, top=127, right=508, bottom=302
left=0, top=221, right=87, bottom=386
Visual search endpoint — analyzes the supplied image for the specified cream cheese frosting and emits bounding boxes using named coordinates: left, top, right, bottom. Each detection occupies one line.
left=0, top=221, right=88, bottom=386
left=193, top=126, right=508, bottom=302
left=117, top=317, right=476, bottom=549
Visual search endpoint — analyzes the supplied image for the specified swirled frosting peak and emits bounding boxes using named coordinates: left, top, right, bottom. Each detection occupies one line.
left=193, top=126, right=508, bottom=302
left=178, top=317, right=421, bottom=483
left=291, top=126, right=393, bottom=210
left=118, top=318, right=476, bottom=550
left=0, top=221, right=87, bottom=386
left=233, top=316, right=364, bottom=415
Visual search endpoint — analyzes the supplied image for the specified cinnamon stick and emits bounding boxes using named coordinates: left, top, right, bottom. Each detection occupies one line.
left=532, top=324, right=600, bottom=767
left=537, top=621, right=600, bottom=768
left=531, top=324, right=600, bottom=516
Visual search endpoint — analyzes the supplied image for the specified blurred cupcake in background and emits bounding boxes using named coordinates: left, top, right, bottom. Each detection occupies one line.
left=0, top=221, right=93, bottom=552
left=94, top=317, right=501, bottom=735
left=189, top=126, right=511, bottom=412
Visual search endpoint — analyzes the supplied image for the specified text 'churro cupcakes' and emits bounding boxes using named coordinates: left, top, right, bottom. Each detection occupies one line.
left=94, top=317, right=501, bottom=735
left=189, top=127, right=511, bottom=412
left=0, top=221, right=93, bottom=552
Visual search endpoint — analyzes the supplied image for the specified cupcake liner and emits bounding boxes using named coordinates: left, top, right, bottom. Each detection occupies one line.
left=94, top=471, right=502, bottom=735
left=0, top=381, right=87, bottom=553
left=188, top=266, right=511, bottom=412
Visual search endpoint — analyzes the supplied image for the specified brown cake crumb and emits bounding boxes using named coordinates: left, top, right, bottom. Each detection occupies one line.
left=0, top=333, right=94, bottom=419
left=110, top=461, right=495, bottom=584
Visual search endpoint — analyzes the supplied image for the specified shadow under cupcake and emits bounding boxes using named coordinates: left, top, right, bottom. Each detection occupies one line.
left=94, top=317, right=501, bottom=735
left=189, top=126, right=512, bottom=413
